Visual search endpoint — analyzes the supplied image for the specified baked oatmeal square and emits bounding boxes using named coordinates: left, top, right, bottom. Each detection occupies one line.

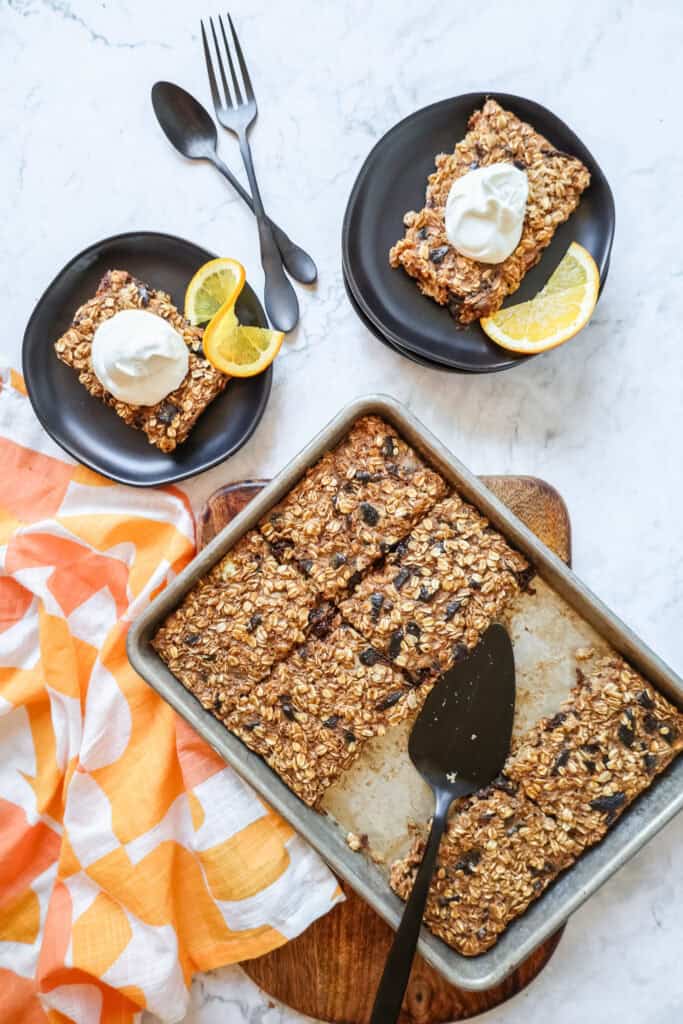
left=54, top=269, right=228, bottom=452
left=260, top=416, right=447, bottom=597
left=258, top=452, right=342, bottom=564
left=504, top=654, right=683, bottom=846
left=152, top=532, right=319, bottom=699
left=269, top=621, right=422, bottom=741
left=220, top=676, right=362, bottom=807
left=340, top=492, right=530, bottom=679
left=390, top=786, right=579, bottom=956
left=389, top=99, right=591, bottom=324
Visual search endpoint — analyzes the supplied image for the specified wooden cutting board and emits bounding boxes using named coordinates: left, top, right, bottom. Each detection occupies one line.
left=198, top=475, right=571, bottom=1024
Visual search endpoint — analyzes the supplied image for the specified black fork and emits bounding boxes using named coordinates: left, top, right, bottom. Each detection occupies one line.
left=201, top=14, right=300, bottom=332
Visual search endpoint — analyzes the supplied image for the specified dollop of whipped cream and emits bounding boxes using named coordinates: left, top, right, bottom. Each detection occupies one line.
left=444, top=162, right=528, bottom=264
left=91, top=309, right=189, bottom=406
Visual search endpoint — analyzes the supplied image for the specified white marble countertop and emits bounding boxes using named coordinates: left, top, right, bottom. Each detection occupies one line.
left=4, top=1, right=683, bottom=1021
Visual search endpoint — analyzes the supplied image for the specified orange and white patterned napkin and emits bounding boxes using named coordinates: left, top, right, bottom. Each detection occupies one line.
left=0, top=367, right=342, bottom=1024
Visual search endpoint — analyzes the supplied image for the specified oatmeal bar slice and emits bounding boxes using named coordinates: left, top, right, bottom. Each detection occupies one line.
left=504, top=654, right=683, bottom=847
left=152, top=532, right=319, bottom=705
left=390, top=786, right=579, bottom=956
left=260, top=416, right=447, bottom=598
left=218, top=675, right=362, bottom=807
left=340, top=492, right=530, bottom=680
left=258, top=451, right=341, bottom=564
left=54, top=269, right=228, bottom=452
left=269, top=621, right=422, bottom=741
left=389, top=99, right=591, bottom=324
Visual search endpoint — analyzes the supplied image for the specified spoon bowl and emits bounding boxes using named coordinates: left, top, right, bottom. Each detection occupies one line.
left=151, top=81, right=219, bottom=161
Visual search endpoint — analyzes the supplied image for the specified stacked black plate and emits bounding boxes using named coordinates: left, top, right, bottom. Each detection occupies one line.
left=23, top=232, right=272, bottom=486
left=342, top=92, right=615, bottom=374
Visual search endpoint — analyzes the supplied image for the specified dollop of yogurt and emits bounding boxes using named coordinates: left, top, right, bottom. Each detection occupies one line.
left=444, top=162, right=528, bottom=264
left=91, top=309, right=189, bottom=406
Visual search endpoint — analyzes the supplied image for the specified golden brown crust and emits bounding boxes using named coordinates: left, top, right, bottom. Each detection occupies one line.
left=268, top=622, right=422, bottom=741
left=218, top=676, right=362, bottom=807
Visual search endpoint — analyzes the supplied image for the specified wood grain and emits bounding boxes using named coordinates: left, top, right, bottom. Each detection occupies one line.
left=198, top=475, right=571, bottom=1023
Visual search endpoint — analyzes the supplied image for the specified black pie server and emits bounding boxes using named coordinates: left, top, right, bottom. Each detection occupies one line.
left=370, top=623, right=516, bottom=1023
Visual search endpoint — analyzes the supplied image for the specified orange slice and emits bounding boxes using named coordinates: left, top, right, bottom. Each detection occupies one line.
left=184, top=257, right=246, bottom=326
left=203, top=307, right=284, bottom=378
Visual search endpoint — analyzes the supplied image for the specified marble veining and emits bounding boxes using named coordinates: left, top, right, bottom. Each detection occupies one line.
left=3, top=1, right=683, bottom=1021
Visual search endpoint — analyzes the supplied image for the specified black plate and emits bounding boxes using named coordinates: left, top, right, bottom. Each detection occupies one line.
left=342, top=92, right=615, bottom=373
left=342, top=263, right=464, bottom=372
left=22, top=231, right=272, bottom=486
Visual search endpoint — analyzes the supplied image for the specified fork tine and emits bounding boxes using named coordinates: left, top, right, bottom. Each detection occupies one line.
left=226, top=12, right=255, bottom=103
left=200, top=20, right=223, bottom=113
left=218, top=14, right=243, bottom=106
left=209, top=16, right=233, bottom=108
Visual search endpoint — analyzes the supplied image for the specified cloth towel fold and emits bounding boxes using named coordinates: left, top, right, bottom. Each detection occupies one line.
left=0, top=367, right=341, bottom=1024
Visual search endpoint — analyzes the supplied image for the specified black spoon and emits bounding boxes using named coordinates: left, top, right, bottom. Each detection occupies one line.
left=151, top=81, right=317, bottom=286
left=370, top=623, right=516, bottom=1024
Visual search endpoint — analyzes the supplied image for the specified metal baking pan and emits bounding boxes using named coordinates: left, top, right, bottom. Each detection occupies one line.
left=127, top=395, right=683, bottom=991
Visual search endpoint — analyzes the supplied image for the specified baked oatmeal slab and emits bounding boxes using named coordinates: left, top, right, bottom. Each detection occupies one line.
left=390, top=652, right=683, bottom=958
left=268, top=621, right=422, bottom=741
left=260, top=415, right=447, bottom=597
left=389, top=98, right=591, bottom=324
left=389, top=787, right=580, bottom=956
left=340, top=492, right=531, bottom=680
left=388, top=652, right=683, bottom=956
left=218, top=677, right=362, bottom=807
left=152, top=532, right=319, bottom=700
left=54, top=269, right=228, bottom=452
left=504, top=653, right=683, bottom=847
